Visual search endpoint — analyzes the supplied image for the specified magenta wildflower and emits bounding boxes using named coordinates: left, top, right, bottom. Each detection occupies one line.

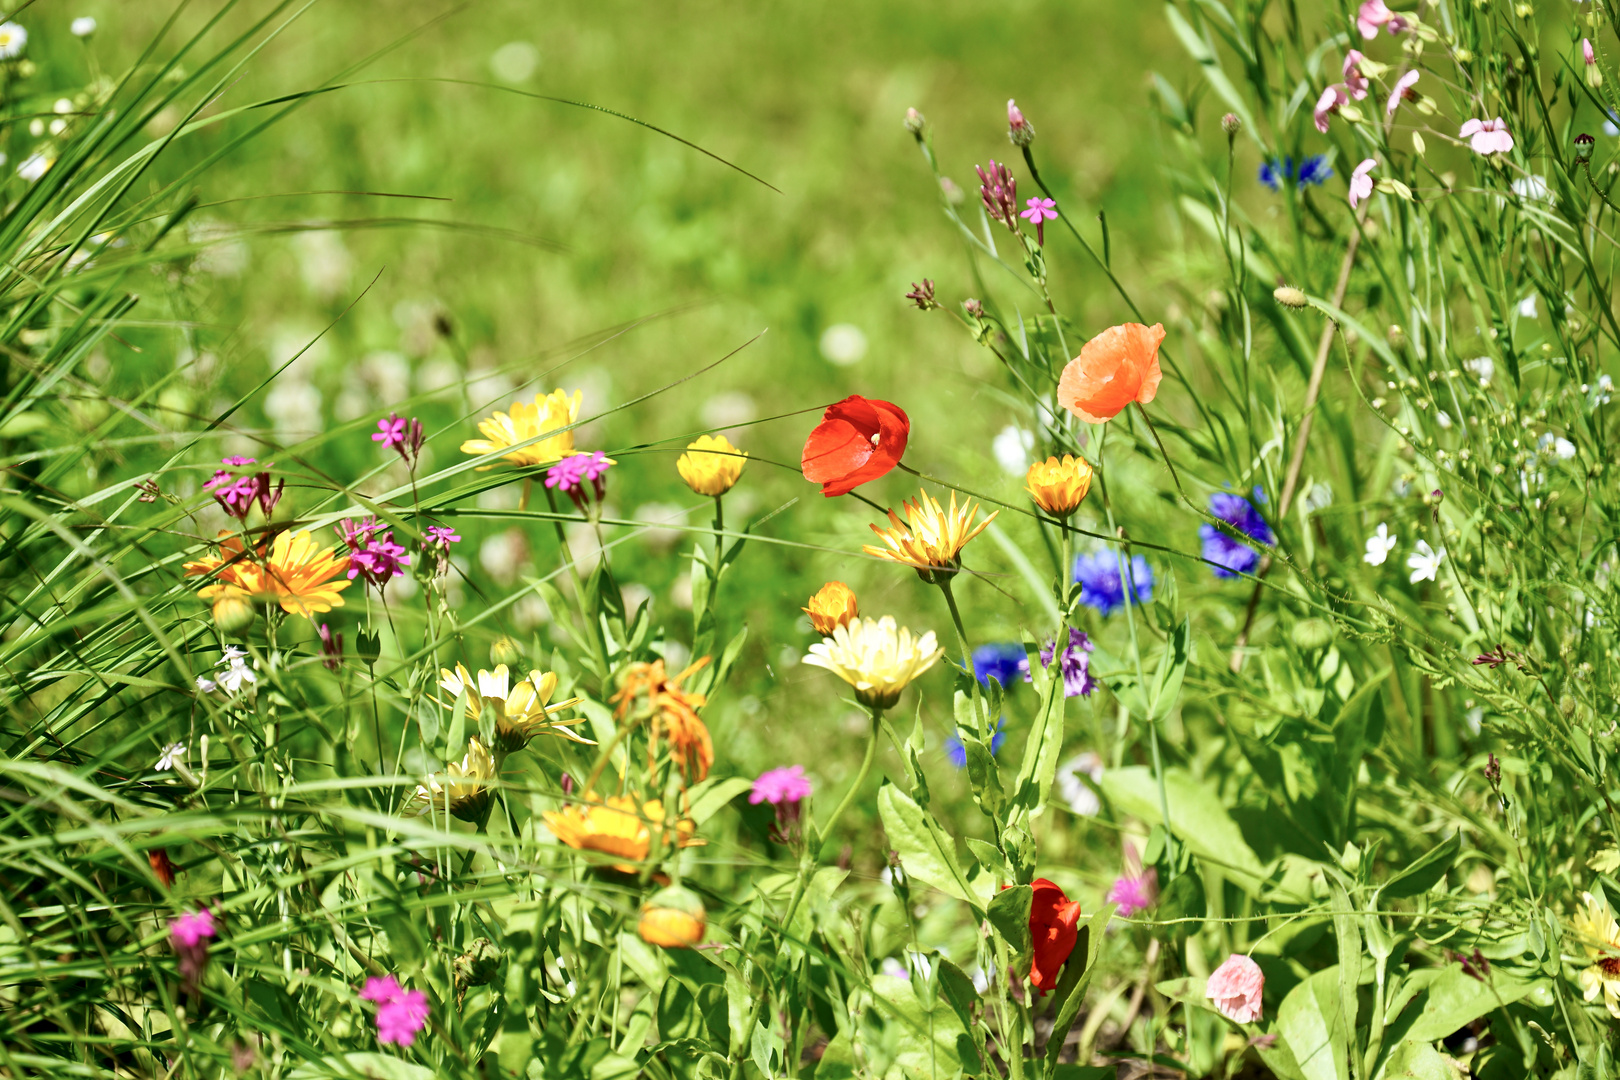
left=1107, top=855, right=1159, bottom=918
left=372, top=412, right=425, bottom=467
left=318, top=624, right=343, bottom=671
left=169, top=907, right=216, bottom=996
left=1040, top=628, right=1097, bottom=698
left=1006, top=98, right=1035, bottom=147
left=751, top=765, right=812, bottom=845
left=222, top=455, right=257, bottom=467
left=546, top=451, right=615, bottom=511
left=976, top=160, right=1020, bottom=232
left=1020, top=196, right=1057, bottom=245
left=425, top=525, right=461, bottom=548
left=337, top=516, right=411, bottom=589
left=360, top=975, right=429, bottom=1047
left=423, top=525, right=460, bottom=576
left=206, top=460, right=282, bottom=521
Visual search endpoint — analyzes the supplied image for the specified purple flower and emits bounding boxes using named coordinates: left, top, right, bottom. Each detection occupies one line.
left=976, top=159, right=1019, bottom=232
left=1040, top=628, right=1097, bottom=698
left=1072, top=551, right=1154, bottom=616
left=360, top=975, right=430, bottom=1047
left=972, top=642, right=1031, bottom=690
left=546, top=451, right=615, bottom=510
left=338, top=516, right=411, bottom=588
left=1199, top=489, right=1274, bottom=579
left=945, top=721, right=1006, bottom=769
left=1108, top=866, right=1159, bottom=918
left=425, top=525, right=461, bottom=548
left=750, top=765, right=812, bottom=806
left=207, top=469, right=281, bottom=521
left=221, top=455, right=257, bottom=467
left=372, top=412, right=424, bottom=466
left=1019, top=197, right=1057, bottom=245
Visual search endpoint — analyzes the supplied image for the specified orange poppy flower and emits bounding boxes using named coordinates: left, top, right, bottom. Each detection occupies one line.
left=1025, top=877, right=1083, bottom=994
left=1057, top=323, right=1166, bottom=424
left=801, top=395, right=910, bottom=497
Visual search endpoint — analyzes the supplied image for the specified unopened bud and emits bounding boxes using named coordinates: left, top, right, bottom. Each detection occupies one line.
left=1273, top=285, right=1308, bottom=309
left=904, top=107, right=926, bottom=139
left=1576, top=132, right=1596, bottom=163
left=1221, top=112, right=1241, bottom=135
left=963, top=298, right=985, bottom=319
left=1387, top=324, right=1409, bottom=350
left=212, top=594, right=255, bottom=634
left=453, top=937, right=502, bottom=987
left=1006, top=99, right=1035, bottom=147
left=489, top=636, right=523, bottom=668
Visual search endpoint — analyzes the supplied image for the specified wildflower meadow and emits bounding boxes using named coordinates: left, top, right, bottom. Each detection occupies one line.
left=7, top=1, right=1620, bottom=1077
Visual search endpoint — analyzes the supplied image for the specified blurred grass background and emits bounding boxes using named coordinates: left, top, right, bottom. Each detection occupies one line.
left=49, top=0, right=1183, bottom=880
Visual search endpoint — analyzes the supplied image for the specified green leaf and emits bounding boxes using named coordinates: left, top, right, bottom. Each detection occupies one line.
left=1099, top=767, right=1268, bottom=890
left=966, top=837, right=1015, bottom=883
left=1146, top=616, right=1192, bottom=722
left=288, top=1054, right=436, bottom=1080
left=1328, top=879, right=1361, bottom=1060
left=1378, top=1040, right=1466, bottom=1080
left=1381, top=833, right=1461, bottom=900
left=877, top=784, right=980, bottom=910
left=684, top=776, right=753, bottom=826
left=1387, top=967, right=1542, bottom=1044
left=872, top=972, right=981, bottom=1075
left=1276, top=966, right=1349, bottom=1080
left=987, top=883, right=1033, bottom=960
left=1045, top=906, right=1112, bottom=1073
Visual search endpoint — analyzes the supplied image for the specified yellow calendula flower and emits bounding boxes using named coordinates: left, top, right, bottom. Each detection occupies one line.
left=460, top=388, right=582, bottom=468
left=612, top=658, right=713, bottom=783
left=862, top=489, right=997, bottom=578
left=542, top=792, right=700, bottom=872
left=803, top=615, right=944, bottom=710
left=1574, top=891, right=1620, bottom=1018
left=185, top=530, right=351, bottom=618
left=1025, top=454, right=1094, bottom=517
left=676, top=434, right=747, bottom=496
left=638, top=884, right=706, bottom=949
left=404, top=738, right=497, bottom=823
left=437, top=663, right=592, bottom=753
left=803, top=581, right=859, bottom=635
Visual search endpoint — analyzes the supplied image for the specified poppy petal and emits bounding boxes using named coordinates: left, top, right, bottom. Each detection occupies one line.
left=802, top=419, right=873, bottom=483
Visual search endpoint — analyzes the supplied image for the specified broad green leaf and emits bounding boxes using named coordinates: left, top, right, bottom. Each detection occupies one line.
left=1381, top=833, right=1461, bottom=900
left=684, top=776, right=753, bottom=826
left=1389, top=967, right=1542, bottom=1044
left=1378, top=1039, right=1466, bottom=1080
left=872, top=972, right=981, bottom=1075
left=987, top=883, right=1033, bottom=960
left=1277, top=966, right=1349, bottom=1080
left=1045, top=906, right=1113, bottom=1073
left=1100, top=767, right=1267, bottom=890
left=288, top=1054, right=435, bottom=1080
left=877, top=784, right=979, bottom=910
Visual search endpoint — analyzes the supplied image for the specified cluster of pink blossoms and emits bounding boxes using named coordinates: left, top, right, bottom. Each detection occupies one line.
left=359, top=975, right=430, bottom=1047
left=546, top=451, right=615, bottom=511
left=337, top=517, right=411, bottom=589
left=204, top=456, right=283, bottom=520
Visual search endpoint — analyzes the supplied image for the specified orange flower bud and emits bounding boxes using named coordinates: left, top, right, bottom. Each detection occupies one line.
left=638, top=885, right=706, bottom=948
left=211, top=593, right=255, bottom=634
left=803, top=581, right=859, bottom=635
left=1024, top=455, right=1094, bottom=517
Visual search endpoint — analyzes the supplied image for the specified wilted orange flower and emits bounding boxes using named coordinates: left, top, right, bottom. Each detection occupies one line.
left=613, top=658, right=714, bottom=782
left=1025, top=455, right=1094, bottom=517
left=862, top=490, right=997, bottom=576
left=185, top=530, right=351, bottom=617
left=803, top=581, right=859, bottom=634
left=1057, top=322, right=1165, bottom=424
left=543, top=792, right=700, bottom=872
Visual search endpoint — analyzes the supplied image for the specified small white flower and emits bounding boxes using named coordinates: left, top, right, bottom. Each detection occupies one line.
left=1056, top=751, right=1104, bottom=816
left=155, top=743, right=186, bottom=771
left=213, top=646, right=258, bottom=694
left=1517, top=294, right=1539, bottom=319
left=71, top=16, right=96, bottom=37
left=1436, top=410, right=1452, bottom=429
left=16, top=153, right=52, bottom=183
left=1555, top=437, right=1577, bottom=460
left=878, top=957, right=907, bottom=979
left=0, top=22, right=28, bottom=59
left=1511, top=175, right=1550, bottom=202
left=1463, top=356, right=1494, bottom=386
left=1597, top=375, right=1614, bottom=406
left=195, top=676, right=218, bottom=693
left=1406, top=540, right=1445, bottom=584
left=1363, top=523, right=1398, bottom=566
left=991, top=424, right=1034, bottom=476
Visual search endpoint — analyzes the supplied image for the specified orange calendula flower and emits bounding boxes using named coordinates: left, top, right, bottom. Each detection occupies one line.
left=1025, top=455, right=1094, bottom=517
left=542, top=792, right=700, bottom=872
left=613, top=658, right=714, bottom=783
left=1057, top=322, right=1165, bottom=424
left=862, top=490, right=997, bottom=577
left=677, top=434, right=747, bottom=496
left=437, top=663, right=592, bottom=753
left=803, top=581, right=859, bottom=635
left=460, top=388, right=582, bottom=468
left=185, top=530, right=351, bottom=618
left=638, top=884, right=706, bottom=949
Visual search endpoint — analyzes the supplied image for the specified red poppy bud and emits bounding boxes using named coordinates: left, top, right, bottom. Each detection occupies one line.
left=1027, top=877, right=1082, bottom=994
left=801, top=395, right=910, bottom=497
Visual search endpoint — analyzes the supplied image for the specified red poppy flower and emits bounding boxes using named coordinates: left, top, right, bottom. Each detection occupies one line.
left=801, top=396, right=910, bottom=497
left=1028, top=877, right=1083, bottom=994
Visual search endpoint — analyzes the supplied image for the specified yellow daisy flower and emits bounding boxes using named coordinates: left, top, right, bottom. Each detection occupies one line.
left=542, top=792, right=700, bottom=872
left=404, top=738, right=497, bottom=823
left=676, top=434, right=747, bottom=496
left=803, top=581, right=859, bottom=635
left=803, top=615, right=944, bottom=710
left=1574, top=891, right=1620, bottom=1018
left=460, top=388, right=582, bottom=468
left=1025, top=454, right=1094, bottom=517
left=437, top=663, right=592, bottom=753
left=862, top=489, right=997, bottom=578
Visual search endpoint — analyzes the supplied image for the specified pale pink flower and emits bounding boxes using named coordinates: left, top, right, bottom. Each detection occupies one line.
left=1349, top=158, right=1377, bottom=208
left=1314, top=84, right=1347, bottom=134
left=1459, top=117, right=1514, bottom=155
left=1586, top=39, right=1597, bottom=67
left=1386, top=69, right=1419, bottom=116
left=1343, top=50, right=1369, bottom=100
left=1356, top=0, right=1409, bottom=40
left=1206, top=954, right=1265, bottom=1023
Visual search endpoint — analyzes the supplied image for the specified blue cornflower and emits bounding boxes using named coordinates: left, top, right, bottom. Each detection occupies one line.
left=1296, top=155, right=1333, bottom=187
left=1199, top=488, right=1276, bottom=579
left=1258, top=158, right=1289, bottom=191
left=1259, top=155, right=1332, bottom=191
left=971, top=642, right=1030, bottom=690
left=1072, top=551, right=1154, bottom=616
left=945, top=721, right=1007, bottom=769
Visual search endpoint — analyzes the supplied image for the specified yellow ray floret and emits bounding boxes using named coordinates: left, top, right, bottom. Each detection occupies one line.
left=186, top=530, right=351, bottom=618
left=802, top=615, right=944, bottom=710
left=460, top=388, right=583, bottom=468
left=542, top=792, right=701, bottom=872
left=437, top=663, right=592, bottom=753
left=404, top=738, right=498, bottom=823
left=676, top=434, right=747, bottom=496
left=862, top=489, right=997, bottom=573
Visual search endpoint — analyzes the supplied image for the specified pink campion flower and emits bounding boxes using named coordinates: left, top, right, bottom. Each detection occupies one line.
left=1007, top=98, right=1035, bottom=147
left=1314, top=84, right=1347, bottom=134
left=1343, top=50, right=1369, bottom=100
left=1106, top=841, right=1158, bottom=917
left=546, top=451, right=615, bottom=511
left=1585, top=38, right=1597, bottom=66
left=222, top=455, right=257, bottom=467
left=318, top=623, right=342, bottom=671
left=1349, top=158, right=1378, bottom=208
left=360, top=975, right=431, bottom=1047
left=1460, top=117, right=1514, bottom=155
left=372, top=413, right=425, bottom=466
left=1356, top=0, right=1408, bottom=39
left=169, top=908, right=216, bottom=948
left=1019, top=196, right=1058, bottom=245
left=1206, top=954, right=1265, bottom=1023
left=348, top=534, right=410, bottom=588
left=976, top=160, right=1020, bottom=232
left=425, top=525, right=460, bottom=548
left=750, top=765, right=812, bottom=805
left=1386, top=69, right=1420, bottom=116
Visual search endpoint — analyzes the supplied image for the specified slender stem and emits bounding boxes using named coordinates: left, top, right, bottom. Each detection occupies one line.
left=813, top=707, right=882, bottom=861
left=938, top=575, right=988, bottom=737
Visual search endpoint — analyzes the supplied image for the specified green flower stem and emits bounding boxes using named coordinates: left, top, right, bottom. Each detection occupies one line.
left=938, top=574, right=989, bottom=739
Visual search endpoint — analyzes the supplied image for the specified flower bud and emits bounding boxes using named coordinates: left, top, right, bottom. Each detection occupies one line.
left=453, top=937, right=503, bottom=987
left=1007, top=99, right=1035, bottom=147
left=638, top=885, right=706, bottom=949
left=963, top=298, right=985, bottom=319
left=1576, top=132, right=1596, bottom=163
left=1273, top=285, right=1308, bottom=309
left=212, top=594, right=255, bottom=634
left=904, top=107, right=926, bottom=138
left=803, top=582, right=859, bottom=635
left=1387, top=324, right=1409, bottom=351
left=490, top=636, right=523, bottom=668
left=677, top=434, right=747, bottom=497
left=1220, top=112, right=1241, bottom=135
left=356, top=629, right=382, bottom=667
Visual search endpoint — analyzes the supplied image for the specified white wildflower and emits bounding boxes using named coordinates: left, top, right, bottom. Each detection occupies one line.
left=1364, top=523, right=1398, bottom=566
left=1406, top=540, right=1445, bottom=584
left=155, top=743, right=186, bottom=771
left=71, top=16, right=96, bottom=37
left=992, top=424, right=1034, bottom=476
left=1511, top=175, right=1550, bottom=202
left=818, top=324, right=868, bottom=366
left=1463, top=356, right=1494, bottom=385
left=1555, top=437, right=1577, bottom=460
left=1056, top=751, right=1104, bottom=816
left=17, top=153, right=52, bottom=183
left=1517, top=294, right=1539, bottom=319
left=0, top=22, right=28, bottom=59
